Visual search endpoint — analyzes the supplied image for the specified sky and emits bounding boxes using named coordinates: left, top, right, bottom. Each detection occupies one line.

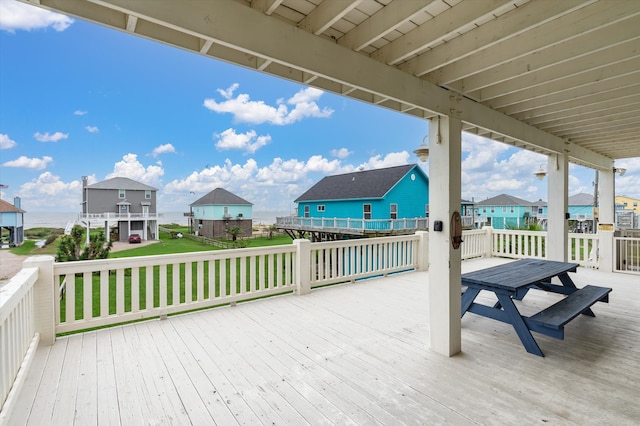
left=0, top=0, right=638, bottom=214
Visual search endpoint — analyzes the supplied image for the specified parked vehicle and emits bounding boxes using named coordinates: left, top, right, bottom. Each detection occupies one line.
left=128, top=233, right=141, bottom=244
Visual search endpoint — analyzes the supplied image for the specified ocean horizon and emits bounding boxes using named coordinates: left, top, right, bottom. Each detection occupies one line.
left=23, top=211, right=291, bottom=230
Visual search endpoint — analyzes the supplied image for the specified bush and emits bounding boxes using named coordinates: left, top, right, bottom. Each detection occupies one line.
left=44, top=235, right=58, bottom=246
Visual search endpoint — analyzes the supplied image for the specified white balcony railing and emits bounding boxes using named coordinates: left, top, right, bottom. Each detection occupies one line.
left=276, top=216, right=429, bottom=234
left=79, top=212, right=161, bottom=221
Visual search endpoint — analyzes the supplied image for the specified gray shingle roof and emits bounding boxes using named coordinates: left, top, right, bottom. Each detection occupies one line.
left=191, top=188, right=252, bottom=206
left=475, top=193, right=534, bottom=207
left=295, top=164, right=422, bottom=202
left=87, top=177, right=157, bottom=191
left=568, top=193, right=594, bottom=206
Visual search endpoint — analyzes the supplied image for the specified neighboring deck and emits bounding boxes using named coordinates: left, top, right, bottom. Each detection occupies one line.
left=9, top=258, right=640, bottom=425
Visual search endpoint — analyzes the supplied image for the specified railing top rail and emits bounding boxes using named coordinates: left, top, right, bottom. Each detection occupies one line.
left=0, top=267, right=38, bottom=324
left=53, top=244, right=297, bottom=274
left=310, top=233, right=420, bottom=249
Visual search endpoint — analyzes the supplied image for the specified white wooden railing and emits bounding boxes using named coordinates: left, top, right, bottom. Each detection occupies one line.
left=309, top=234, right=421, bottom=287
left=277, top=216, right=429, bottom=234
left=0, top=267, right=39, bottom=416
left=614, top=237, right=640, bottom=274
left=54, top=245, right=298, bottom=334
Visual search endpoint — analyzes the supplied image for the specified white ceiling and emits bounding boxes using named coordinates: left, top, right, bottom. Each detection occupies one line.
left=25, top=0, right=640, bottom=170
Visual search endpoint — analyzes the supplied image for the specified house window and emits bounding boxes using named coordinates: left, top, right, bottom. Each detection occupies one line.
left=119, top=189, right=125, bottom=199
left=363, top=204, right=371, bottom=220
left=483, top=207, right=487, bottom=213
left=491, top=207, right=495, bottom=213
left=390, top=203, right=397, bottom=220
left=145, top=190, right=151, bottom=199
left=119, top=204, right=129, bottom=213
left=304, top=206, right=310, bottom=218
left=502, top=206, right=507, bottom=213
left=634, top=202, right=638, bottom=207
left=425, top=204, right=429, bottom=217
left=317, top=205, right=325, bottom=212
left=510, top=206, right=514, bottom=213
left=538, top=208, right=543, bottom=214
left=223, top=206, right=229, bottom=218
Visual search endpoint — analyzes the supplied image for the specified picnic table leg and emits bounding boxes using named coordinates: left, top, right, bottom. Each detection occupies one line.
left=558, top=273, right=595, bottom=317
left=495, top=293, right=544, bottom=357
left=461, top=288, right=480, bottom=316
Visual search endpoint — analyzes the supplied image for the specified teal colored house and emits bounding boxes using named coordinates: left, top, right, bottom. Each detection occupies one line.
left=190, top=188, right=253, bottom=239
left=295, top=164, right=429, bottom=222
left=475, top=194, right=545, bottom=230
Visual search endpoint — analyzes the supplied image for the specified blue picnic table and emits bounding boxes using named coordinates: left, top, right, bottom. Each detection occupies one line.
left=461, top=258, right=612, bottom=357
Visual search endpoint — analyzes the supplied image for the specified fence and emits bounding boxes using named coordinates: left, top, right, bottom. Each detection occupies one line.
left=0, top=267, right=39, bottom=416
left=614, top=237, right=640, bottom=274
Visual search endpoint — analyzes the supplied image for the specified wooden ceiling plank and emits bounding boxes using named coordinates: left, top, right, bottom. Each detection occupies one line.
left=338, top=0, right=435, bottom=51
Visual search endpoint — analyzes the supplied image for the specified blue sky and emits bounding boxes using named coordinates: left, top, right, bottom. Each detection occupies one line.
left=1, top=0, right=638, bottom=214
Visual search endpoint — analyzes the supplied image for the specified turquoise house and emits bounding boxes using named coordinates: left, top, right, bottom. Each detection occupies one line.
left=190, top=188, right=253, bottom=239
left=475, top=194, right=546, bottom=230
left=295, top=164, right=429, bottom=223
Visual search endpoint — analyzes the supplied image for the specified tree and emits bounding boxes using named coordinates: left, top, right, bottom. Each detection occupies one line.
left=268, top=224, right=278, bottom=239
left=56, top=225, right=113, bottom=262
left=225, top=225, right=242, bottom=242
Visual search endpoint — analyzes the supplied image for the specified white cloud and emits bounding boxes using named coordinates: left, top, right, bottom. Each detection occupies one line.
left=331, top=148, right=352, bottom=159
left=203, top=84, right=333, bottom=125
left=106, top=153, right=164, bottom=186
left=214, top=128, right=271, bottom=154
left=16, top=172, right=82, bottom=210
left=0, top=133, right=17, bottom=149
left=2, top=155, right=52, bottom=170
left=360, top=151, right=410, bottom=169
left=85, top=126, right=99, bottom=133
left=0, top=0, right=73, bottom=33
left=34, top=131, right=68, bottom=142
left=74, top=110, right=87, bottom=116
left=151, top=143, right=176, bottom=157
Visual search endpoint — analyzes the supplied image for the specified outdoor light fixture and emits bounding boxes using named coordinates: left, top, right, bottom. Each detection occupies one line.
left=614, top=167, right=627, bottom=176
left=413, top=134, right=430, bottom=162
left=534, top=164, right=547, bottom=180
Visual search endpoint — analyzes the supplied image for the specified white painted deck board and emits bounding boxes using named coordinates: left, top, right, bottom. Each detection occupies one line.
left=8, top=258, right=640, bottom=425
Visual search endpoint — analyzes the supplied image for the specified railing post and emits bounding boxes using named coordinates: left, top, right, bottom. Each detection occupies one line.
left=293, top=239, right=311, bottom=295
left=416, top=231, right=429, bottom=271
left=22, top=255, right=56, bottom=346
left=482, top=226, right=493, bottom=257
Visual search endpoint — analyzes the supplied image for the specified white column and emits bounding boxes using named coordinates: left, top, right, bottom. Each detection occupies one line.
left=547, top=153, right=569, bottom=261
left=23, top=255, right=56, bottom=346
left=428, top=115, right=462, bottom=357
left=598, top=169, right=615, bottom=272
left=415, top=231, right=429, bottom=271
left=293, top=239, right=311, bottom=295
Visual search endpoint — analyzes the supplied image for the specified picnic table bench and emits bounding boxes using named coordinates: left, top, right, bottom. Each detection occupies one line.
left=461, top=259, right=612, bottom=356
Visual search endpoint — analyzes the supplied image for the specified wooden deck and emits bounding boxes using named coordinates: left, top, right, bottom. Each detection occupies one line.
left=9, top=258, right=640, bottom=425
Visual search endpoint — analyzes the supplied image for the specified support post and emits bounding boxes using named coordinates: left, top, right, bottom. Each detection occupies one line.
left=428, top=115, right=462, bottom=357
left=293, top=239, right=311, bottom=295
left=415, top=231, right=429, bottom=271
left=598, top=169, right=615, bottom=272
left=547, top=153, right=569, bottom=261
left=22, top=255, right=56, bottom=346
left=483, top=226, right=493, bottom=257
